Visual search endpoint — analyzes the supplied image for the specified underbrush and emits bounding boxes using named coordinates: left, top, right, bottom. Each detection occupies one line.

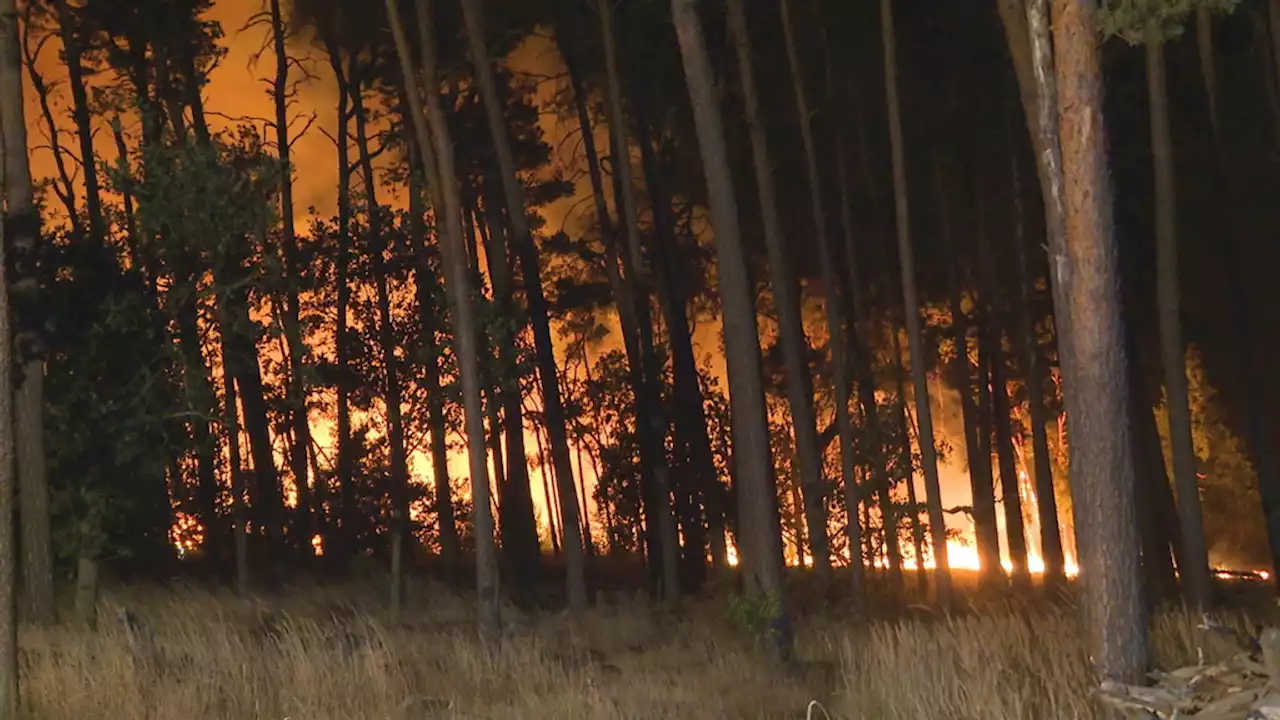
left=12, top=580, right=1263, bottom=719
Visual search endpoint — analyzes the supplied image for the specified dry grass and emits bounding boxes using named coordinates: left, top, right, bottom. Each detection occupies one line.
left=11, top=581, right=1265, bottom=719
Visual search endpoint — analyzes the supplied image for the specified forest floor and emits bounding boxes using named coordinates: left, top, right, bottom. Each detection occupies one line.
left=13, top=573, right=1273, bottom=719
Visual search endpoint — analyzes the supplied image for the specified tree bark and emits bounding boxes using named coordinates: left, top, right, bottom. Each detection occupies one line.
left=1052, top=0, right=1149, bottom=689
left=0, top=0, right=53, bottom=629
left=1145, top=30, right=1212, bottom=611
left=880, top=0, right=952, bottom=605
left=461, top=0, right=586, bottom=609
left=727, top=0, right=832, bottom=580
left=0, top=2, right=19, bottom=699
left=672, top=0, right=790, bottom=658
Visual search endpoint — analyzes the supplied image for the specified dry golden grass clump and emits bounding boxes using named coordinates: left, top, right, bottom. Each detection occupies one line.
left=11, top=582, right=1260, bottom=719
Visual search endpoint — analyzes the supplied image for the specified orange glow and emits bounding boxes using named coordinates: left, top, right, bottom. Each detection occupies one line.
left=312, top=534, right=325, bottom=557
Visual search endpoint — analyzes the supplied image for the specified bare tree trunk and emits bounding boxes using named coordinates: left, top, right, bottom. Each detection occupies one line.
left=0, top=0, right=52, bottom=632
left=220, top=309, right=251, bottom=596
left=0, top=2, right=19, bottom=697
left=672, top=0, right=790, bottom=659
left=829, top=67, right=901, bottom=584
left=1052, top=0, right=1149, bottom=690
left=891, top=328, right=929, bottom=594
left=936, top=162, right=1002, bottom=587
left=1010, top=147, right=1065, bottom=590
left=727, top=0, right=832, bottom=581
left=880, top=0, right=952, bottom=605
left=406, top=142, right=459, bottom=562
left=462, top=0, right=585, bottom=609
left=326, top=41, right=356, bottom=568
left=1145, top=30, right=1212, bottom=611
left=597, top=0, right=682, bottom=602
left=389, top=0, right=499, bottom=632
left=350, top=74, right=413, bottom=616
left=268, top=0, right=315, bottom=558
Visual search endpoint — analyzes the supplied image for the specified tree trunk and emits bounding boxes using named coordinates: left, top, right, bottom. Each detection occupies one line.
left=631, top=106, right=716, bottom=587
left=1009, top=144, right=1066, bottom=590
left=727, top=0, right=832, bottom=581
left=462, top=0, right=585, bottom=609
left=53, top=0, right=104, bottom=242
left=779, top=0, right=860, bottom=588
left=936, top=163, right=1003, bottom=587
left=474, top=173, right=543, bottom=605
left=0, top=0, right=53, bottom=629
left=219, top=305, right=251, bottom=596
left=984, top=315, right=1031, bottom=589
left=391, top=0, right=499, bottom=632
left=672, top=0, right=791, bottom=659
left=830, top=74, right=901, bottom=585
left=1129, top=362, right=1180, bottom=605
left=1145, top=30, right=1212, bottom=611
left=880, top=0, right=952, bottom=606
left=269, top=0, right=315, bottom=559
left=1051, top=0, right=1149, bottom=690
left=328, top=42, right=356, bottom=568
left=891, top=328, right=929, bottom=594
left=0, top=3, right=19, bottom=696
left=406, top=142, right=460, bottom=563
left=597, top=0, right=682, bottom=602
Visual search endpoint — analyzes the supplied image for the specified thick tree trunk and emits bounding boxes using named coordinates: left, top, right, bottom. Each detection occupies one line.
left=727, top=0, right=832, bottom=580
left=462, top=0, right=585, bottom=608
left=672, top=0, right=791, bottom=658
left=1051, top=0, right=1149, bottom=689
left=0, top=2, right=19, bottom=697
left=880, top=0, right=952, bottom=605
left=393, top=0, right=499, bottom=632
left=0, top=0, right=53, bottom=628
left=1145, top=31, right=1212, bottom=611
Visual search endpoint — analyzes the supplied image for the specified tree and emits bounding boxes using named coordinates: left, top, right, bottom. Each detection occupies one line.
left=460, top=0, right=587, bottom=611
left=0, top=3, right=18, bottom=706
left=384, top=0, right=499, bottom=631
left=671, top=0, right=791, bottom=658
left=879, top=0, right=951, bottom=605
left=1051, top=0, right=1149, bottom=689
left=726, top=0, right=831, bottom=581
left=1100, top=0, right=1226, bottom=611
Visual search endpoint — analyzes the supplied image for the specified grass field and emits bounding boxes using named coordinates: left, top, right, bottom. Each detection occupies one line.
left=12, top=575, right=1267, bottom=719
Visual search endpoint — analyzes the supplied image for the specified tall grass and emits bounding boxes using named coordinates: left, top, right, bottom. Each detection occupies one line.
left=12, top=583, right=1256, bottom=719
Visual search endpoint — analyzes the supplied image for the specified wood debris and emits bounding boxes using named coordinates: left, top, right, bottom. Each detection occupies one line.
left=1097, top=624, right=1280, bottom=719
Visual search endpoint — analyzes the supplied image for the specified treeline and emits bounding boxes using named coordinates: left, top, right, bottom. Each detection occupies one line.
left=0, top=0, right=1275, bottom=709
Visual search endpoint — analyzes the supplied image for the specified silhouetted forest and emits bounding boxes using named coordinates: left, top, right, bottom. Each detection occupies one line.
left=0, top=0, right=1278, bottom=713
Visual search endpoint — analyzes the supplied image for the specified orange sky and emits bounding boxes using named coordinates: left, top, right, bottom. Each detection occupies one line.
left=19, top=0, right=1068, bottom=570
